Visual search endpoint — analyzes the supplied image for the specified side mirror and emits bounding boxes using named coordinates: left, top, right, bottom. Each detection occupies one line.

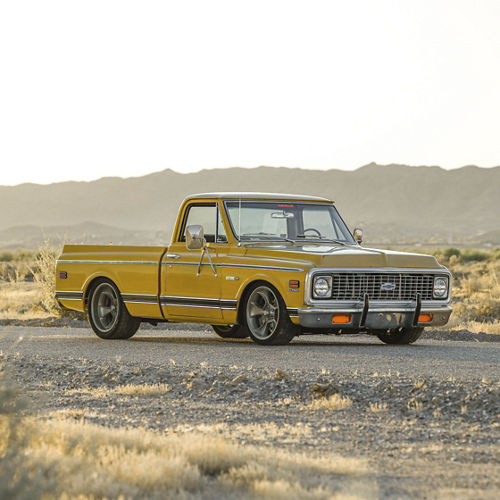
left=353, top=228, right=363, bottom=244
left=186, top=225, right=205, bottom=250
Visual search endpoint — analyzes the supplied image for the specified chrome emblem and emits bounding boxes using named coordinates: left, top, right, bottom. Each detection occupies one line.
left=380, top=283, right=396, bottom=291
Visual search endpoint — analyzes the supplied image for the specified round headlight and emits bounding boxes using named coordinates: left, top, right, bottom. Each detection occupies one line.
left=433, top=277, right=448, bottom=298
left=313, top=277, right=331, bottom=298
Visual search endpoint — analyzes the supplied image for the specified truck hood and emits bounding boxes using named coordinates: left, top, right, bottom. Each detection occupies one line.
left=242, top=243, right=443, bottom=270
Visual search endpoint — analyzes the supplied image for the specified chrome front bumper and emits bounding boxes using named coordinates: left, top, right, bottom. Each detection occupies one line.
left=298, top=300, right=452, bottom=330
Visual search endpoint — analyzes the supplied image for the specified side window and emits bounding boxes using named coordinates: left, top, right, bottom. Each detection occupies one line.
left=216, top=208, right=228, bottom=243
left=180, top=204, right=228, bottom=243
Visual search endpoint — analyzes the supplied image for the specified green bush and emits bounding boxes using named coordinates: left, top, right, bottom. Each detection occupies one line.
left=442, top=247, right=461, bottom=259
left=0, top=251, right=13, bottom=262
left=460, top=250, right=489, bottom=262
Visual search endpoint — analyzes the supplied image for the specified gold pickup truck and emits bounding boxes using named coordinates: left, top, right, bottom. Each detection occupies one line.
left=55, top=192, right=452, bottom=345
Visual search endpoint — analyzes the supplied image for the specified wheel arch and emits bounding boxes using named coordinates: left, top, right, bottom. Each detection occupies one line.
left=82, top=273, right=123, bottom=311
left=235, top=277, right=287, bottom=326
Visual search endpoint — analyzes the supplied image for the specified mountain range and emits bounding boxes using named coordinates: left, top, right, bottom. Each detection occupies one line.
left=1, top=163, right=499, bottom=249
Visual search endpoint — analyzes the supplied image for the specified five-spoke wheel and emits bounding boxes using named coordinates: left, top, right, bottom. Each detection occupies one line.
left=88, top=280, right=140, bottom=339
left=244, top=283, right=297, bottom=345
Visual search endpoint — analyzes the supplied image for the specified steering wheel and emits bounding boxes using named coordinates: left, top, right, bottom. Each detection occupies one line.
left=303, top=227, right=322, bottom=238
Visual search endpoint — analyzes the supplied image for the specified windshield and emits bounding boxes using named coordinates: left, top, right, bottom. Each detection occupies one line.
left=224, top=201, right=355, bottom=244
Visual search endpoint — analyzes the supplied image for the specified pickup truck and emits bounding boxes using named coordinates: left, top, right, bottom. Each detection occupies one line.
left=55, top=192, right=452, bottom=345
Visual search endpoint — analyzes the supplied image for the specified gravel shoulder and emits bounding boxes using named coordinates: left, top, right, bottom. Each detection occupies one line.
left=1, top=325, right=499, bottom=499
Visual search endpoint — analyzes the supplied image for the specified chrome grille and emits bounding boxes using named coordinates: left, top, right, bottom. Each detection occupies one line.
left=323, top=272, right=438, bottom=301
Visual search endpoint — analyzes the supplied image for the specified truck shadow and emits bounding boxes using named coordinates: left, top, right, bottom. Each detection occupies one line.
left=130, top=336, right=384, bottom=347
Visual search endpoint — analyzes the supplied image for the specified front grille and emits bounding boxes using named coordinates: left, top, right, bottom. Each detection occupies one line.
left=320, top=272, right=440, bottom=301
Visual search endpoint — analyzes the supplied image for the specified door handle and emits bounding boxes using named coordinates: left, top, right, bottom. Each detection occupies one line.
left=166, top=253, right=180, bottom=259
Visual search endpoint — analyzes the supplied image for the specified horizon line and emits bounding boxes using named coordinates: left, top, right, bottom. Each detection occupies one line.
left=1, top=161, right=500, bottom=188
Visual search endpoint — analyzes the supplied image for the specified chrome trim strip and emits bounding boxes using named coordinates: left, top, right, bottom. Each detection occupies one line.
left=55, top=291, right=84, bottom=301
left=159, top=296, right=237, bottom=310
left=122, top=300, right=160, bottom=305
left=162, top=302, right=222, bottom=309
left=57, top=260, right=158, bottom=265
left=287, top=307, right=299, bottom=317
left=298, top=305, right=453, bottom=314
left=164, top=262, right=304, bottom=272
left=121, top=294, right=158, bottom=304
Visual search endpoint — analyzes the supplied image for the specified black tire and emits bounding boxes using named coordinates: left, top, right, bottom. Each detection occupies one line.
left=243, top=282, right=298, bottom=345
left=376, top=327, right=424, bottom=345
left=88, top=279, right=141, bottom=339
left=211, top=324, right=249, bottom=339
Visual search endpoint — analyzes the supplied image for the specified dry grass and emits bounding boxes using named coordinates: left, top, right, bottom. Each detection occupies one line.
left=29, top=241, right=60, bottom=316
left=0, top=243, right=81, bottom=320
left=368, top=402, right=388, bottom=413
left=0, top=281, right=48, bottom=319
left=0, top=364, right=373, bottom=500
left=308, top=394, right=353, bottom=411
left=444, top=258, right=500, bottom=333
left=115, top=383, right=171, bottom=396
left=64, top=383, right=172, bottom=398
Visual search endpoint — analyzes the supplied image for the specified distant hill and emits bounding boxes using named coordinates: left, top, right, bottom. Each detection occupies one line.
left=1, top=163, right=499, bottom=248
left=0, top=222, right=170, bottom=250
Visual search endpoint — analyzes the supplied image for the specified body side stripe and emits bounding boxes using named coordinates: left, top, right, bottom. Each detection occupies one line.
left=57, top=260, right=158, bottom=265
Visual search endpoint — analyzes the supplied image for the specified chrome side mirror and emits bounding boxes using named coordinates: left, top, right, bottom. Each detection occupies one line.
left=186, top=225, right=205, bottom=250
left=353, top=228, right=363, bottom=244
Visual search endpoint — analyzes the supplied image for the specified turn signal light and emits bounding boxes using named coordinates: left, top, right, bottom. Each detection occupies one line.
left=418, top=313, right=433, bottom=323
left=331, top=314, right=351, bottom=324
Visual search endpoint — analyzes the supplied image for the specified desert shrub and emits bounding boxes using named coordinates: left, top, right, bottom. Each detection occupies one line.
left=0, top=251, right=14, bottom=262
left=442, top=247, right=461, bottom=259
left=30, top=241, right=61, bottom=316
left=460, top=250, right=489, bottom=262
left=491, top=248, right=500, bottom=260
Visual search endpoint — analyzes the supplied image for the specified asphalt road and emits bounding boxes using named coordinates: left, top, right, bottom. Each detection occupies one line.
left=1, top=325, right=498, bottom=382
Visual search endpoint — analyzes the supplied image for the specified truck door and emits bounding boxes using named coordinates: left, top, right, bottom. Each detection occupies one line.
left=161, top=202, right=228, bottom=320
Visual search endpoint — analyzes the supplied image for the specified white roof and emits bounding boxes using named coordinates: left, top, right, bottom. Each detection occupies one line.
left=185, top=192, right=333, bottom=202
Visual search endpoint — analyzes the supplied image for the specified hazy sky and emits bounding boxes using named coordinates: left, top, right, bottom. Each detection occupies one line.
left=1, top=0, right=499, bottom=185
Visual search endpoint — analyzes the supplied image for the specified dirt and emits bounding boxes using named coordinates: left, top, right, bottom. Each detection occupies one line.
left=3, top=348, right=499, bottom=499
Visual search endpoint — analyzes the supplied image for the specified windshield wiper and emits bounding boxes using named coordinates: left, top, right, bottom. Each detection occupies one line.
left=240, top=233, right=295, bottom=244
left=295, top=235, right=349, bottom=246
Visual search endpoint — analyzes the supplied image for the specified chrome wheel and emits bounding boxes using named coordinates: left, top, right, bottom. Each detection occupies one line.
left=91, top=282, right=120, bottom=333
left=246, top=286, right=280, bottom=340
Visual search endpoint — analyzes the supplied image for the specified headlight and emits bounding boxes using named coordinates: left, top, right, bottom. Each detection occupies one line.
left=313, top=276, right=332, bottom=298
left=433, top=277, right=449, bottom=299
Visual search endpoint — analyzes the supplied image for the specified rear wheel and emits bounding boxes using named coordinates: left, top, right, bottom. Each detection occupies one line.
left=88, top=280, right=140, bottom=339
left=211, top=324, right=248, bottom=339
left=376, top=327, right=424, bottom=345
left=244, top=283, right=297, bottom=345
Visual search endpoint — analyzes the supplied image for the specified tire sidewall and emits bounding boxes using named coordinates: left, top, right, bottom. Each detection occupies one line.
left=212, top=324, right=248, bottom=339
left=88, top=279, right=123, bottom=339
left=244, top=282, right=293, bottom=345
left=376, top=327, right=424, bottom=345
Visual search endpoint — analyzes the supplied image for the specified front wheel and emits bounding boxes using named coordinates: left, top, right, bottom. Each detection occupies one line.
left=376, top=327, right=424, bottom=345
left=244, top=283, right=298, bottom=345
left=211, top=324, right=248, bottom=339
left=88, top=280, right=141, bottom=339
